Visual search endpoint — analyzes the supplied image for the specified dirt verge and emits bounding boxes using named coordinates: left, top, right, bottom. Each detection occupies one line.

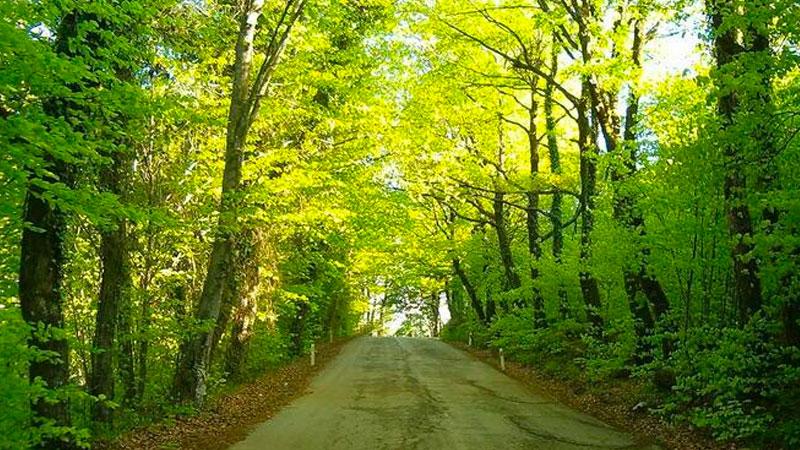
left=98, top=339, right=350, bottom=450
left=447, top=341, right=737, bottom=450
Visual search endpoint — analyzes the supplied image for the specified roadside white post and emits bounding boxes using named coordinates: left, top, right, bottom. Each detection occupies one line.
left=311, top=342, right=316, bottom=367
left=499, top=348, right=505, bottom=371
left=468, top=332, right=473, bottom=347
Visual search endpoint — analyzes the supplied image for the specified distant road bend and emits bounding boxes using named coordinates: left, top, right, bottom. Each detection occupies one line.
left=230, top=337, right=658, bottom=450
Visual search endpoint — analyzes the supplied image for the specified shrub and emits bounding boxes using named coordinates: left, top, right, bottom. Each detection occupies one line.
left=657, top=317, right=800, bottom=446
left=578, top=318, right=636, bottom=381
left=485, top=313, right=587, bottom=378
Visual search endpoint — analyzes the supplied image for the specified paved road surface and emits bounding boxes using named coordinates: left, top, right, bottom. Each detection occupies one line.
left=230, top=337, right=657, bottom=450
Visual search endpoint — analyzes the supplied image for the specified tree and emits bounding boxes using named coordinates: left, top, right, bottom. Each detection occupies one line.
left=708, top=0, right=765, bottom=325
left=16, top=6, right=118, bottom=446
left=174, top=0, right=307, bottom=406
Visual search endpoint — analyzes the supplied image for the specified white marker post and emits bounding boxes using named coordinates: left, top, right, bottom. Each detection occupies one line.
left=499, top=348, right=505, bottom=371
left=468, top=332, right=473, bottom=347
left=310, top=342, right=316, bottom=367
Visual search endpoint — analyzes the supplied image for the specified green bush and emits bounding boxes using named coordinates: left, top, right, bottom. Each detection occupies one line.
left=459, top=313, right=586, bottom=378
left=0, top=308, right=35, bottom=449
left=440, top=317, right=482, bottom=343
left=658, top=318, right=800, bottom=446
left=578, top=318, right=637, bottom=381
left=0, top=308, right=93, bottom=449
left=239, top=324, right=292, bottom=379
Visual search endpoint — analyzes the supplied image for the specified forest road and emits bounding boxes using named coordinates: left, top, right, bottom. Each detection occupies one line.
left=229, top=336, right=658, bottom=450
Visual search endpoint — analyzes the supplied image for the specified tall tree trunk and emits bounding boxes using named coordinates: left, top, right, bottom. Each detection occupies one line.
left=493, top=190, right=522, bottom=296
left=607, top=21, right=669, bottom=358
left=453, top=258, right=485, bottom=324
left=481, top=262, right=498, bottom=323
left=90, top=148, right=133, bottom=421
left=429, top=292, right=441, bottom=337
left=709, top=0, right=763, bottom=325
left=172, top=0, right=257, bottom=401
left=445, top=278, right=465, bottom=323
left=485, top=290, right=497, bottom=324
left=174, top=0, right=305, bottom=405
left=117, top=296, right=137, bottom=404
left=544, top=43, right=568, bottom=318
left=224, top=290, right=258, bottom=380
left=17, top=11, right=91, bottom=447
left=19, top=167, right=73, bottom=449
left=224, top=281, right=259, bottom=381
left=210, top=256, right=238, bottom=362
left=745, top=5, right=797, bottom=344
left=575, top=4, right=603, bottom=331
left=136, top=271, right=152, bottom=402
left=577, top=84, right=603, bottom=331
left=174, top=240, right=235, bottom=405
left=525, top=87, right=545, bottom=328
left=135, top=124, right=159, bottom=402
left=290, top=302, right=310, bottom=356
left=327, top=294, right=341, bottom=339
left=491, top=114, right=521, bottom=305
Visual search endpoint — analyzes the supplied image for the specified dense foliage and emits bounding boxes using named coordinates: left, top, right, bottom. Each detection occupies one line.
left=1, top=0, right=799, bottom=448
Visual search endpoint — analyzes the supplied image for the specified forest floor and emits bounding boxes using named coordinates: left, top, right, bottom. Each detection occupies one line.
left=449, top=342, right=737, bottom=450
left=97, top=338, right=350, bottom=450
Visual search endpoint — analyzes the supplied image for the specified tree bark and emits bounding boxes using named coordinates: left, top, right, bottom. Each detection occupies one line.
left=453, top=258, right=486, bottom=324
left=91, top=222, right=128, bottom=419
left=90, top=141, right=134, bottom=421
left=224, top=230, right=262, bottom=379
left=605, top=20, right=670, bottom=357
left=485, top=289, right=497, bottom=324
left=224, top=291, right=258, bottom=380
left=745, top=5, right=797, bottom=343
left=174, top=0, right=305, bottom=405
left=482, top=262, right=498, bottom=323
left=491, top=115, right=521, bottom=305
left=17, top=12, right=87, bottom=448
left=19, top=170, right=73, bottom=449
left=709, top=0, right=763, bottom=325
left=133, top=173, right=165, bottom=402
left=445, top=278, right=465, bottom=323
left=117, top=296, right=137, bottom=404
left=210, top=256, right=238, bottom=362
left=577, top=83, right=603, bottom=331
left=544, top=43, right=568, bottom=318
left=173, top=0, right=263, bottom=405
left=574, top=3, right=604, bottom=332
left=493, top=190, right=522, bottom=295
left=290, top=302, right=311, bottom=356
left=525, top=87, right=546, bottom=328
left=429, top=292, right=441, bottom=337
left=136, top=259, right=153, bottom=403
